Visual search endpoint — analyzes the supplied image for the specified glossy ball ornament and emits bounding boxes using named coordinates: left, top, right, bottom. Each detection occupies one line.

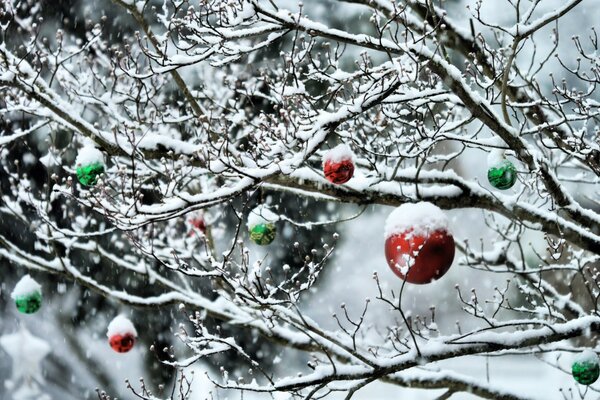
left=75, top=146, right=105, bottom=186
left=384, top=202, right=455, bottom=284
left=323, top=144, right=355, bottom=185
left=572, top=350, right=600, bottom=385
left=487, top=159, right=517, bottom=190
left=11, top=275, right=42, bottom=314
left=107, top=315, right=137, bottom=353
left=250, top=223, right=277, bottom=245
left=247, top=205, right=279, bottom=246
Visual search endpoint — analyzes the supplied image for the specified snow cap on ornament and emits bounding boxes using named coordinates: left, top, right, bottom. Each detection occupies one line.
left=487, top=150, right=516, bottom=190
left=384, top=202, right=455, bottom=284
left=323, top=144, right=355, bottom=185
left=247, top=205, right=278, bottom=245
left=75, top=146, right=105, bottom=186
left=107, top=315, right=137, bottom=353
left=572, top=350, right=600, bottom=385
left=11, top=275, right=42, bottom=314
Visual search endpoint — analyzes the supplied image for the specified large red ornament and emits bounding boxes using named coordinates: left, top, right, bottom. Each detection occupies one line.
left=323, top=144, right=355, bottom=185
left=385, top=229, right=455, bottom=284
left=109, top=333, right=136, bottom=353
left=384, top=202, right=455, bottom=284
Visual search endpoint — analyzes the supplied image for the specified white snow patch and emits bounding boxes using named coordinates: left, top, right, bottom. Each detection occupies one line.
left=384, top=202, right=450, bottom=239
left=247, top=205, right=279, bottom=229
left=39, top=152, right=60, bottom=168
left=574, top=349, right=599, bottom=365
left=106, top=315, right=138, bottom=338
left=75, top=146, right=104, bottom=167
left=11, top=275, right=41, bottom=298
left=322, top=143, right=354, bottom=164
left=22, top=152, right=36, bottom=166
left=487, top=149, right=506, bottom=167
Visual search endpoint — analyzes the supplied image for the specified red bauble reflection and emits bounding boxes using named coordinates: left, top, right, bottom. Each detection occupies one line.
left=385, top=229, right=455, bottom=284
left=323, top=159, right=354, bottom=184
left=109, top=333, right=136, bottom=353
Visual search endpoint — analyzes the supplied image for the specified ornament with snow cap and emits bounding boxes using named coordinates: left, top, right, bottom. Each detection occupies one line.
left=75, top=146, right=105, bottom=186
left=384, top=202, right=455, bottom=284
left=572, top=350, right=600, bottom=385
left=107, top=315, right=137, bottom=353
left=487, top=150, right=516, bottom=190
left=248, top=205, right=278, bottom=245
left=323, top=144, right=355, bottom=185
left=11, top=275, right=42, bottom=314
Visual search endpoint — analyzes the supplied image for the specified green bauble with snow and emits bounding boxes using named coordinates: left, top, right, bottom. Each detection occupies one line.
left=11, top=275, right=42, bottom=314
left=572, top=350, right=600, bottom=385
left=248, top=205, right=278, bottom=246
left=487, top=150, right=517, bottom=190
left=75, top=146, right=105, bottom=186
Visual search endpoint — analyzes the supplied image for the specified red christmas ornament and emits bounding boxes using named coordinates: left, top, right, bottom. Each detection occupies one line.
left=109, top=333, right=136, bottom=353
left=323, top=144, right=355, bottom=185
left=107, top=315, right=137, bottom=354
left=188, top=213, right=207, bottom=236
left=384, top=202, right=455, bottom=284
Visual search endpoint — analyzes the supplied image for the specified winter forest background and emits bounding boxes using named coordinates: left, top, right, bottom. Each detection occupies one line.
left=2, top=0, right=600, bottom=399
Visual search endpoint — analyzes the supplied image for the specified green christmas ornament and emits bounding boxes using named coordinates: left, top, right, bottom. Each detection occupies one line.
left=247, top=205, right=279, bottom=246
left=11, top=275, right=42, bottom=314
left=487, top=159, right=517, bottom=190
left=572, top=350, right=600, bottom=385
left=76, top=162, right=105, bottom=186
left=75, top=147, right=105, bottom=186
left=250, top=223, right=277, bottom=245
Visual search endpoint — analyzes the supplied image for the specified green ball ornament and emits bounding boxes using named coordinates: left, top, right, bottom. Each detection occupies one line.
left=76, top=162, right=105, bottom=186
left=15, top=292, right=42, bottom=314
left=11, top=275, right=42, bottom=314
left=572, top=350, right=600, bottom=385
left=249, top=223, right=276, bottom=245
left=75, top=146, right=105, bottom=186
left=247, top=205, right=279, bottom=246
left=487, top=159, right=517, bottom=190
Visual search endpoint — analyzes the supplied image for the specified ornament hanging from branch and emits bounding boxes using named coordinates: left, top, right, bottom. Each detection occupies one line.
left=323, top=144, right=355, bottom=185
left=487, top=150, right=517, bottom=190
left=107, top=315, right=137, bottom=353
left=75, top=146, right=105, bottom=186
left=572, top=350, right=600, bottom=385
left=11, top=275, right=42, bottom=314
left=247, top=205, right=279, bottom=245
left=187, top=212, right=207, bottom=237
left=384, top=202, right=455, bottom=284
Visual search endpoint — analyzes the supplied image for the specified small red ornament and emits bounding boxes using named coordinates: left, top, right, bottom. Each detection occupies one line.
left=323, top=144, right=355, bottom=185
left=384, top=202, right=455, bottom=284
left=107, top=315, right=137, bottom=354
left=187, top=213, right=207, bottom=236
left=109, top=333, right=136, bottom=353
